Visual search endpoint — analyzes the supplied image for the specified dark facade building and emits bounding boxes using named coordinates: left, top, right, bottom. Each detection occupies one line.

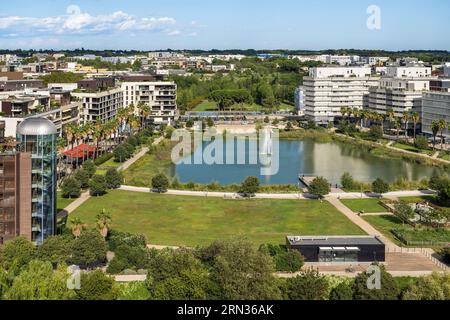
left=77, top=77, right=115, bottom=91
left=120, top=74, right=164, bottom=82
left=286, top=236, right=385, bottom=263
left=430, top=79, right=450, bottom=92
left=0, top=80, right=45, bottom=92
left=0, top=152, right=32, bottom=243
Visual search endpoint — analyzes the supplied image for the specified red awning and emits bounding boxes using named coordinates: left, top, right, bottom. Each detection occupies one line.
left=63, top=144, right=96, bottom=159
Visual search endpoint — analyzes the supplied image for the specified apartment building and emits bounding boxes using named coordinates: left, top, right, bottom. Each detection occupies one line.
left=304, top=67, right=379, bottom=124
left=0, top=80, right=45, bottom=92
left=367, top=78, right=431, bottom=117
left=324, top=55, right=360, bottom=66
left=0, top=151, right=32, bottom=243
left=72, top=88, right=123, bottom=124
left=422, top=92, right=450, bottom=139
left=430, top=79, right=450, bottom=93
left=386, top=65, right=432, bottom=78
left=121, top=81, right=177, bottom=125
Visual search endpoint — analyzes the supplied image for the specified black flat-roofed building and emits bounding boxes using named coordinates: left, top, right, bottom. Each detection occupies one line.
left=286, top=236, right=385, bottom=263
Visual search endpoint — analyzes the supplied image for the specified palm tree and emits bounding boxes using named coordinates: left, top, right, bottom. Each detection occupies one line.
left=71, top=218, right=85, bottom=239
left=92, top=122, right=103, bottom=160
left=431, top=120, right=440, bottom=150
left=352, top=108, right=361, bottom=127
left=387, top=108, right=395, bottom=136
left=137, top=102, right=151, bottom=130
left=129, top=115, right=140, bottom=136
left=438, top=119, right=447, bottom=150
left=402, top=111, right=410, bottom=139
left=96, top=209, right=112, bottom=239
left=411, top=112, right=420, bottom=140
left=394, top=118, right=402, bottom=141
left=340, top=107, right=349, bottom=120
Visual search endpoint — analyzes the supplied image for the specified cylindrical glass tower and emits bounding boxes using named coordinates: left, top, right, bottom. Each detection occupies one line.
left=16, top=118, right=57, bottom=245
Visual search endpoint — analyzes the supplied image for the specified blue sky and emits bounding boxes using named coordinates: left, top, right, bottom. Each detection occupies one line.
left=0, top=0, right=449, bottom=50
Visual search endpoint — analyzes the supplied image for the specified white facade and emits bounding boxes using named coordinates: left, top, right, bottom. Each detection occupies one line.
left=121, top=82, right=177, bottom=125
left=47, top=83, right=78, bottom=91
left=304, top=67, right=379, bottom=124
left=368, top=77, right=431, bottom=117
left=360, top=57, right=390, bottom=66
left=386, top=66, right=432, bottom=78
left=324, top=55, right=360, bottom=66
left=72, top=88, right=123, bottom=124
left=422, top=92, right=450, bottom=139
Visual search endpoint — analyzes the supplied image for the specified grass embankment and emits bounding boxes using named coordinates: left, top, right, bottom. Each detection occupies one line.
left=363, top=215, right=450, bottom=246
left=71, top=190, right=366, bottom=247
left=278, top=129, right=332, bottom=143
left=341, top=199, right=388, bottom=213
left=192, top=99, right=295, bottom=112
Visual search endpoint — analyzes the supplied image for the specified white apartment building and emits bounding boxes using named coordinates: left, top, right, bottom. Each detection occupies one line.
left=422, top=92, right=450, bottom=139
left=324, top=55, right=360, bottom=66
left=360, top=57, right=390, bottom=66
left=304, top=67, right=379, bottom=124
left=368, top=78, right=431, bottom=118
left=386, top=66, right=432, bottom=78
left=72, top=88, right=123, bottom=124
left=121, top=81, right=177, bottom=125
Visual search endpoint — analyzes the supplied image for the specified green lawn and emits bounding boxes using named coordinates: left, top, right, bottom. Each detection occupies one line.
left=71, top=190, right=366, bottom=247
left=393, top=142, right=434, bottom=156
left=57, top=192, right=76, bottom=212
left=341, top=199, right=387, bottom=213
left=96, top=157, right=122, bottom=175
left=122, top=153, right=173, bottom=187
left=191, top=99, right=295, bottom=113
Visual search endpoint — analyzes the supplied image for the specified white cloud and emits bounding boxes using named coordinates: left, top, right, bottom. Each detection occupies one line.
left=167, top=30, right=181, bottom=36
left=0, top=6, right=176, bottom=36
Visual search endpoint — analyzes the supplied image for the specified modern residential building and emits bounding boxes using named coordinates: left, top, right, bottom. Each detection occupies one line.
left=72, top=88, right=123, bottom=124
left=0, top=80, right=45, bottom=92
left=422, top=92, right=450, bottom=139
left=367, top=77, right=431, bottom=117
left=286, top=236, right=386, bottom=263
left=121, top=81, right=177, bottom=125
left=77, top=78, right=116, bottom=91
left=323, top=55, right=360, bottom=66
left=16, top=118, right=57, bottom=245
left=386, top=65, right=432, bottom=78
left=304, top=67, right=379, bottom=124
left=360, top=56, right=390, bottom=66
left=430, top=79, right=450, bottom=93
left=0, top=151, right=32, bottom=243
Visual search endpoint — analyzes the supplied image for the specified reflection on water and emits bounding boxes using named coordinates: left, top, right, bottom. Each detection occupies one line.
left=174, top=138, right=445, bottom=186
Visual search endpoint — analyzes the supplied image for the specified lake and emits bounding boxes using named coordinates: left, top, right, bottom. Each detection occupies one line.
left=174, top=138, right=445, bottom=186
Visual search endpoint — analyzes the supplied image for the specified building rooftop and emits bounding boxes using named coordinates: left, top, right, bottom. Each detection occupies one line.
left=286, top=236, right=385, bottom=246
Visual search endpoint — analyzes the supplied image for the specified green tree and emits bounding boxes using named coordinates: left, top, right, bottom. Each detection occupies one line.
left=369, top=125, right=383, bottom=141
left=240, top=176, right=260, bottom=197
left=114, top=144, right=131, bottom=162
left=393, top=202, right=415, bottom=225
left=82, top=160, right=96, bottom=178
left=210, top=239, right=282, bottom=300
left=151, top=173, right=170, bottom=193
left=206, top=118, right=214, bottom=128
left=308, top=177, right=331, bottom=199
left=352, top=264, right=399, bottom=300
left=76, top=269, right=118, bottom=300
left=96, top=209, right=112, bottom=239
left=414, top=135, right=429, bottom=150
left=3, top=260, right=76, bottom=300
left=61, top=177, right=81, bottom=199
left=89, top=174, right=108, bottom=196
left=285, top=269, right=329, bottom=300
left=285, top=121, right=293, bottom=131
left=329, top=282, right=353, bottom=300
left=0, top=237, right=35, bottom=270
left=74, top=169, right=90, bottom=189
left=372, top=178, right=389, bottom=196
left=37, top=235, right=74, bottom=265
left=105, top=168, right=123, bottom=189
left=431, top=120, right=440, bottom=150
left=402, top=273, right=450, bottom=300
left=341, top=172, right=356, bottom=190
left=70, top=230, right=107, bottom=269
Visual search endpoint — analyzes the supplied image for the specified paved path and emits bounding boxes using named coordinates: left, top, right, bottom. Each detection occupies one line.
left=119, top=185, right=434, bottom=201
left=326, top=197, right=400, bottom=250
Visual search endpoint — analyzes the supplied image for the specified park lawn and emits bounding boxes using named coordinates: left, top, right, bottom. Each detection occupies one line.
left=439, top=153, right=450, bottom=161
left=57, top=192, right=76, bottom=212
left=96, top=157, right=122, bottom=175
left=192, top=100, right=218, bottom=111
left=341, top=198, right=387, bottom=213
left=122, top=153, right=173, bottom=187
left=393, top=142, right=434, bottom=156
left=192, top=99, right=293, bottom=113
left=70, top=190, right=366, bottom=247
